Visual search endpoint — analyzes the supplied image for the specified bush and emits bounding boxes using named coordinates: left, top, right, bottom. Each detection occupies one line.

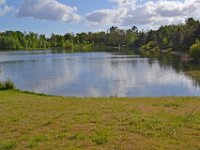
left=141, top=41, right=156, bottom=50
left=0, top=81, right=6, bottom=90
left=190, top=41, right=200, bottom=62
left=5, top=79, right=15, bottom=89
left=0, top=80, right=15, bottom=90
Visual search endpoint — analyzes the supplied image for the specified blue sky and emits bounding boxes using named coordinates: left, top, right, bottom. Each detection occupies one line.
left=0, top=0, right=199, bottom=36
left=0, top=0, right=113, bottom=35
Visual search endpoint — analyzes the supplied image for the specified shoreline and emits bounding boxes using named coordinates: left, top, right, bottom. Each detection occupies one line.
left=8, top=89, right=200, bottom=98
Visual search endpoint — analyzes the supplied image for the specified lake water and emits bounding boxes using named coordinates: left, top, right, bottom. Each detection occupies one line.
left=0, top=50, right=200, bottom=97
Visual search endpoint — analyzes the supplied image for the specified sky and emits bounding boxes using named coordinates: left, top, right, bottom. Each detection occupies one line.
left=0, top=0, right=200, bottom=36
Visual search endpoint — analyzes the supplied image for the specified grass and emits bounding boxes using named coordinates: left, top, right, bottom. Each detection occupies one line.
left=0, top=90, right=200, bottom=149
left=0, top=142, right=16, bottom=150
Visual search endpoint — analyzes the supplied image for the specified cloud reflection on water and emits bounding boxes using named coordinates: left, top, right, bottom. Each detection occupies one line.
left=0, top=51, right=199, bottom=97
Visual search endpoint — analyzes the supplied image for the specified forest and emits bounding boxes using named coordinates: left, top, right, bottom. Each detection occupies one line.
left=0, top=18, right=200, bottom=60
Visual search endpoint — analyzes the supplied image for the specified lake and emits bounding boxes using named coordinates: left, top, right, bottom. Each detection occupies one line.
left=0, top=49, right=200, bottom=97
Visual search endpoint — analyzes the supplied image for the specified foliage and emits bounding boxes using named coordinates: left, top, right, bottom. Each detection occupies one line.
left=0, top=26, right=139, bottom=50
left=141, top=41, right=156, bottom=50
left=0, top=31, right=47, bottom=50
left=0, top=82, right=6, bottom=90
left=190, top=41, right=200, bottom=62
left=0, top=18, right=200, bottom=57
left=0, top=80, right=15, bottom=90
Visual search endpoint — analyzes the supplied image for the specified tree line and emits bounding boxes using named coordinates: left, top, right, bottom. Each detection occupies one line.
left=0, top=18, right=200, bottom=54
left=0, top=26, right=139, bottom=50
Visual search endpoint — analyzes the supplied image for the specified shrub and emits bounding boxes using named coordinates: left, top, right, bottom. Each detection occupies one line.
left=190, top=41, right=200, bottom=62
left=5, top=80, right=15, bottom=90
left=0, top=81, right=6, bottom=90
left=0, top=80, right=15, bottom=90
left=141, top=41, right=156, bottom=50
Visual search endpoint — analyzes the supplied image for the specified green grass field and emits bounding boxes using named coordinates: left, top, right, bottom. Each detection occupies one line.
left=0, top=90, right=200, bottom=150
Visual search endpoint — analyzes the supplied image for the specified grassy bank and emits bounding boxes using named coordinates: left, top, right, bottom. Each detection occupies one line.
left=0, top=90, right=200, bottom=150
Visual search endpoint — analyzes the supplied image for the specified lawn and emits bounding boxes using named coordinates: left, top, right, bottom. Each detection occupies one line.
left=0, top=90, right=200, bottom=150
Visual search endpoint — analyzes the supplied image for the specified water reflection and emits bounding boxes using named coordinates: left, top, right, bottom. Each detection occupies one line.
left=0, top=50, right=200, bottom=97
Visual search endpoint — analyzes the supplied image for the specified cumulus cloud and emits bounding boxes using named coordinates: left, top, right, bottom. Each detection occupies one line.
left=85, top=0, right=200, bottom=28
left=0, top=0, right=12, bottom=17
left=16, top=0, right=80, bottom=22
left=6, top=0, right=200, bottom=28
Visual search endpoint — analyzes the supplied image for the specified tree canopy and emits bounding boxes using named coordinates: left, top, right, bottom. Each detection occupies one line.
left=0, top=18, right=200, bottom=54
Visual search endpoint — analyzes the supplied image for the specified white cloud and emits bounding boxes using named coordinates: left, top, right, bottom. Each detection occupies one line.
left=85, top=0, right=200, bottom=28
left=5, top=0, right=200, bottom=28
left=109, top=0, right=136, bottom=6
left=16, top=0, right=80, bottom=22
left=85, top=8, right=126, bottom=25
left=0, top=0, right=12, bottom=17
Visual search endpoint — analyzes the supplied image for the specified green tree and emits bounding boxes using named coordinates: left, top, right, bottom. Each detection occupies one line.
left=190, top=41, right=200, bottom=62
